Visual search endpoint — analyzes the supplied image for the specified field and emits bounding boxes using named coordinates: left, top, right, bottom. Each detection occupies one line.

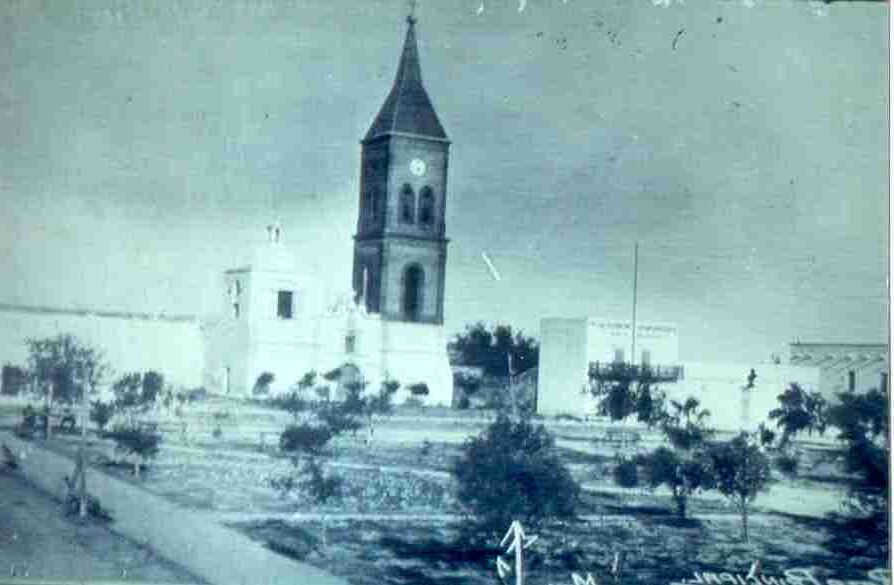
left=1, top=396, right=887, bottom=585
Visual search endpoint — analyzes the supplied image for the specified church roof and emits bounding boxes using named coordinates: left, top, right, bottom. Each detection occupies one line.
left=363, top=17, right=448, bottom=143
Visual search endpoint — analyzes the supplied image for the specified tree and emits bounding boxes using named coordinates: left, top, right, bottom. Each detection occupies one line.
left=1, top=365, right=28, bottom=396
left=108, top=372, right=162, bottom=477
left=89, top=401, right=114, bottom=434
left=706, top=432, right=772, bottom=542
left=587, top=362, right=668, bottom=425
left=825, top=387, right=888, bottom=528
left=452, top=414, right=579, bottom=539
left=638, top=398, right=714, bottom=518
left=449, top=322, right=539, bottom=378
left=768, top=383, right=827, bottom=447
left=25, top=335, right=107, bottom=439
left=106, top=426, right=161, bottom=478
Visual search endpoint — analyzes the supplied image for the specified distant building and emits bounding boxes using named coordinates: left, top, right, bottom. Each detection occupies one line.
left=537, top=318, right=680, bottom=416
left=536, top=317, right=823, bottom=431
left=789, top=342, right=888, bottom=400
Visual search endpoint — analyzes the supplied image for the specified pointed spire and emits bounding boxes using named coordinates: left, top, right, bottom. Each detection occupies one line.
left=363, top=7, right=448, bottom=143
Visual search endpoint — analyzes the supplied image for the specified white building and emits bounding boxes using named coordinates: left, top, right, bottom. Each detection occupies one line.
left=537, top=318, right=680, bottom=416
left=537, top=317, right=824, bottom=432
left=202, top=229, right=453, bottom=405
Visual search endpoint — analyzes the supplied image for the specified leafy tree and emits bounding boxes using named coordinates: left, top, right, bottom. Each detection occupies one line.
left=825, top=387, right=888, bottom=527
left=706, top=432, right=772, bottom=542
left=108, top=372, right=162, bottom=477
left=25, top=335, right=107, bottom=438
left=638, top=447, right=713, bottom=519
left=106, top=425, right=162, bottom=478
left=452, top=414, right=579, bottom=539
left=768, top=383, right=828, bottom=447
left=449, top=322, right=539, bottom=377
left=587, top=362, right=667, bottom=425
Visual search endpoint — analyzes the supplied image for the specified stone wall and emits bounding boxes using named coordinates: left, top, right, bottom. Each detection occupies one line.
left=0, top=304, right=204, bottom=392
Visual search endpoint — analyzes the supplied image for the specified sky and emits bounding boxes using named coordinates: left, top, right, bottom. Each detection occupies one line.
left=0, top=0, right=887, bottom=363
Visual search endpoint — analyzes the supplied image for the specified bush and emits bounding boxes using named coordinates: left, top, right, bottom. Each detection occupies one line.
left=16, top=405, right=40, bottom=439
left=301, top=458, right=343, bottom=503
left=106, top=425, right=162, bottom=477
left=403, top=397, right=424, bottom=408
left=254, top=372, right=275, bottom=396
left=613, top=457, right=639, bottom=488
left=280, top=424, right=334, bottom=454
left=141, top=371, right=164, bottom=405
left=452, top=414, right=579, bottom=538
left=1, top=365, right=28, bottom=395
left=90, top=401, right=114, bottom=434
left=408, top=383, right=429, bottom=397
left=774, top=452, right=799, bottom=477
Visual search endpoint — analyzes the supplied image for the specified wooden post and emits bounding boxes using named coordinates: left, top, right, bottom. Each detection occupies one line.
left=78, top=398, right=88, bottom=518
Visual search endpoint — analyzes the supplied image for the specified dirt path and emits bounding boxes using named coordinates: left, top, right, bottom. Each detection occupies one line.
left=0, top=469, right=205, bottom=583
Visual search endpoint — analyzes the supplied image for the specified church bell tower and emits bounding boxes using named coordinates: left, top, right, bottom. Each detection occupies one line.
left=353, top=8, right=450, bottom=325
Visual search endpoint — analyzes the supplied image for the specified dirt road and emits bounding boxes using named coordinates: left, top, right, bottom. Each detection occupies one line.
left=0, top=468, right=204, bottom=583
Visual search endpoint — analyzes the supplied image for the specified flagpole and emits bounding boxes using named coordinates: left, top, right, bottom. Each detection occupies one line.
left=631, top=242, right=639, bottom=367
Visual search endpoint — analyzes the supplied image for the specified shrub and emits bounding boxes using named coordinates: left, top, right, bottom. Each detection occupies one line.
left=408, top=383, right=429, bottom=397
left=774, top=452, right=799, bottom=477
left=1, top=365, right=28, bottom=395
left=106, top=425, right=162, bottom=478
left=613, top=457, right=639, bottom=488
left=90, top=401, right=114, bottom=434
left=452, top=414, right=579, bottom=538
left=403, top=397, right=424, bottom=408
left=16, top=405, right=40, bottom=439
left=254, top=372, right=275, bottom=395
left=141, top=371, right=164, bottom=405
left=280, top=424, right=334, bottom=454
left=301, top=458, right=343, bottom=503
left=638, top=446, right=713, bottom=518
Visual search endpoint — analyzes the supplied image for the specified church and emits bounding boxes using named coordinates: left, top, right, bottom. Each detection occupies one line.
left=203, top=11, right=455, bottom=405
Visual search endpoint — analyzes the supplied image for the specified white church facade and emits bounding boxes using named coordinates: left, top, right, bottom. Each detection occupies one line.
left=202, top=13, right=455, bottom=405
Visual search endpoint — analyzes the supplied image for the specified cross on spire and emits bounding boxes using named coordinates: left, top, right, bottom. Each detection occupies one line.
left=407, top=0, right=417, bottom=24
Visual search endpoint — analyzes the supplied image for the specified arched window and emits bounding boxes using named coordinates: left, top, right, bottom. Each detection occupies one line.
left=402, top=264, right=424, bottom=322
left=399, top=184, right=415, bottom=224
left=418, top=186, right=434, bottom=226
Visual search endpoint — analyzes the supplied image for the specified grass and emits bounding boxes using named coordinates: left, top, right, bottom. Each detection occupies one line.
left=7, top=401, right=884, bottom=585
left=234, top=510, right=888, bottom=585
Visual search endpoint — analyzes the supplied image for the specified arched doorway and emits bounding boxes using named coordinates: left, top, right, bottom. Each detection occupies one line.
left=402, top=264, right=424, bottom=322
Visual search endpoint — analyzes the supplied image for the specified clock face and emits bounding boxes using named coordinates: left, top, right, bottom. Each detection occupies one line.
left=409, top=158, right=427, bottom=177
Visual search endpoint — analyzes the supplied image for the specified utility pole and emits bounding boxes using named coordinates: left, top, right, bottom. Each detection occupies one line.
left=507, top=353, right=518, bottom=419
left=630, top=242, right=639, bottom=368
